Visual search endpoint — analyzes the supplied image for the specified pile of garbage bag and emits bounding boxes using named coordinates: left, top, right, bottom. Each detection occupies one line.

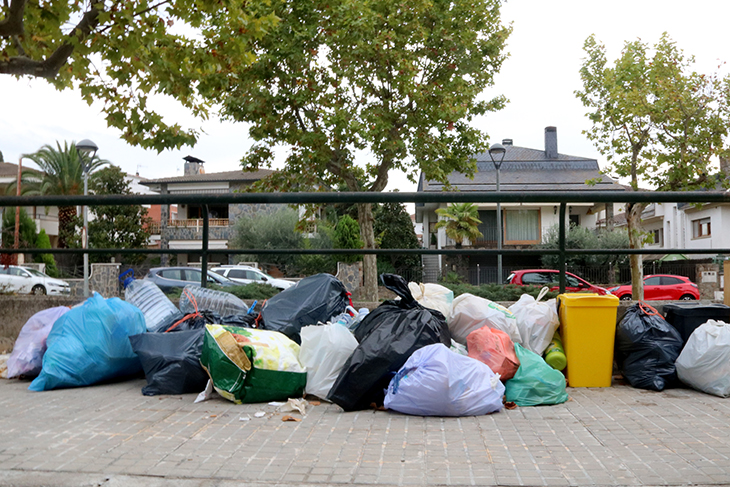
left=7, top=273, right=579, bottom=416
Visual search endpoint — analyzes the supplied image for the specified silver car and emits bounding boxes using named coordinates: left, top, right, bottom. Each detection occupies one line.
left=0, top=266, right=71, bottom=295
left=210, top=266, right=295, bottom=291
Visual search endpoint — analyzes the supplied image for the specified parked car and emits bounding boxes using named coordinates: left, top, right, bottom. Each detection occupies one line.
left=607, top=274, right=699, bottom=301
left=144, top=267, right=237, bottom=293
left=505, top=269, right=608, bottom=295
left=210, top=265, right=295, bottom=291
left=0, top=265, right=70, bottom=295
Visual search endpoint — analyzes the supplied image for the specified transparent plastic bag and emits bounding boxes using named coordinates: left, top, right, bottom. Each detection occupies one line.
left=448, top=293, right=520, bottom=345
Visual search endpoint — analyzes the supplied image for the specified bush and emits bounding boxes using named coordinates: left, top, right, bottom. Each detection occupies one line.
left=35, top=230, right=59, bottom=277
left=440, top=283, right=560, bottom=302
left=334, top=214, right=363, bottom=264
left=226, top=283, right=281, bottom=301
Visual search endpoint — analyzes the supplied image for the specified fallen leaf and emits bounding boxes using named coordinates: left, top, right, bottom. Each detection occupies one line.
left=309, top=401, right=321, bottom=406
left=504, top=402, right=517, bottom=410
left=281, top=415, right=301, bottom=422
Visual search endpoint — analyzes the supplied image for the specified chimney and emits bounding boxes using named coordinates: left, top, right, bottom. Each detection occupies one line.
left=502, top=139, right=513, bottom=146
left=183, top=155, right=205, bottom=175
left=544, top=126, right=558, bottom=159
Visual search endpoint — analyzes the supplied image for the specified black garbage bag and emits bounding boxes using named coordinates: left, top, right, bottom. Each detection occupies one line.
left=615, top=302, right=684, bottom=391
left=327, top=274, right=451, bottom=411
left=159, top=310, right=257, bottom=332
left=260, top=273, right=350, bottom=344
left=129, top=329, right=209, bottom=396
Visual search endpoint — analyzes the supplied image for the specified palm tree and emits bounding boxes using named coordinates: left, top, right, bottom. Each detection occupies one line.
left=8, top=141, right=107, bottom=248
left=434, top=203, right=483, bottom=248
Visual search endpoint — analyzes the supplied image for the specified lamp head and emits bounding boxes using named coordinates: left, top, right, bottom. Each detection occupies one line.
left=488, top=143, right=506, bottom=169
left=76, top=139, right=99, bottom=173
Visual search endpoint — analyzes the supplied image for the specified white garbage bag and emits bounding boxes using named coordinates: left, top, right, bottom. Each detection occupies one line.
left=384, top=343, right=504, bottom=417
left=408, top=282, right=454, bottom=317
left=299, top=323, right=359, bottom=400
left=7, top=306, right=70, bottom=378
left=675, top=320, right=730, bottom=397
left=447, top=293, right=520, bottom=345
left=509, top=287, right=559, bottom=354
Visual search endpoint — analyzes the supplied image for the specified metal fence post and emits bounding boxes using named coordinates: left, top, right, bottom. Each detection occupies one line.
left=201, top=205, right=209, bottom=288
left=559, top=202, right=566, bottom=294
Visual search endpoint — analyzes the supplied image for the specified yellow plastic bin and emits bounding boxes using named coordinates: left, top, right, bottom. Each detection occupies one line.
left=557, top=293, right=619, bottom=387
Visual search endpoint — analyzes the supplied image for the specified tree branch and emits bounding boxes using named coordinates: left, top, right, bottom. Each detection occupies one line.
left=0, top=0, right=25, bottom=37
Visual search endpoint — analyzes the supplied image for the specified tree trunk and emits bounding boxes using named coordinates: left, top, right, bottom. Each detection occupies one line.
left=57, top=205, right=77, bottom=249
left=626, top=202, right=646, bottom=301
left=357, top=202, right=378, bottom=302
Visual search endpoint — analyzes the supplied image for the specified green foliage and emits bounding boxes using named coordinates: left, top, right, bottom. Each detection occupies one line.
left=297, top=224, right=337, bottom=275
left=539, top=225, right=630, bottom=268
left=441, top=283, right=560, bottom=302
left=88, top=166, right=152, bottom=264
left=373, top=203, right=421, bottom=280
left=440, top=271, right=466, bottom=285
left=334, top=215, right=363, bottom=264
left=231, top=208, right=304, bottom=275
left=225, top=283, right=281, bottom=301
left=35, top=229, right=59, bottom=277
left=1, top=207, right=37, bottom=249
left=434, top=203, right=483, bottom=247
left=2, top=1, right=278, bottom=152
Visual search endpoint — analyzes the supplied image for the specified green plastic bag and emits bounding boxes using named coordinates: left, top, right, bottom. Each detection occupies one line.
left=504, top=343, right=568, bottom=406
left=200, top=324, right=307, bottom=404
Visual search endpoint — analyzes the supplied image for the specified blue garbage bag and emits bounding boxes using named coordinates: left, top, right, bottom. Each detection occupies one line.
left=29, top=293, right=146, bottom=391
left=384, top=344, right=505, bottom=416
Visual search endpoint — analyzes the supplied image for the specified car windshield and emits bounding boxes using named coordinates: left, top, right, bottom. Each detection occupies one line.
left=209, top=272, right=232, bottom=283
left=24, top=268, right=48, bottom=277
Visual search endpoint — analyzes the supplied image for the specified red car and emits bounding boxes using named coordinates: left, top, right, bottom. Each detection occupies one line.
left=608, top=274, right=699, bottom=301
left=505, top=269, right=608, bottom=295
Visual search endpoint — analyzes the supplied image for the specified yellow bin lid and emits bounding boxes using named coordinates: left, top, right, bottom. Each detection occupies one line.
left=557, top=293, right=619, bottom=308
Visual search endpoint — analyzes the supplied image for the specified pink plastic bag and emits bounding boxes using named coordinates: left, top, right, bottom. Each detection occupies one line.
left=467, top=326, right=520, bottom=381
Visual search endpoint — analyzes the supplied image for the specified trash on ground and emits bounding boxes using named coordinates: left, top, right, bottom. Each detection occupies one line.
left=281, top=415, right=301, bottom=422
left=327, top=274, right=450, bottom=411
left=123, top=278, right=183, bottom=332
left=254, top=411, right=266, bottom=418
left=543, top=330, right=567, bottom=371
left=408, top=282, right=454, bottom=318
left=200, top=325, right=306, bottom=404
left=615, top=302, right=683, bottom=391
left=466, top=326, right=520, bottom=381
left=675, top=320, right=730, bottom=397
left=195, top=379, right=214, bottom=403
left=6, top=306, right=69, bottom=379
left=299, top=323, right=359, bottom=400
left=384, top=343, right=504, bottom=416
left=279, top=398, right=308, bottom=415
left=260, top=273, right=351, bottom=344
left=179, top=285, right=248, bottom=317
left=29, top=293, right=146, bottom=392
left=448, top=293, right=520, bottom=345
left=504, top=343, right=569, bottom=406
left=509, top=288, right=559, bottom=355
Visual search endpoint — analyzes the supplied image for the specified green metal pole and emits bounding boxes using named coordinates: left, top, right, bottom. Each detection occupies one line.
left=559, top=202, right=566, bottom=294
left=202, top=205, right=209, bottom=288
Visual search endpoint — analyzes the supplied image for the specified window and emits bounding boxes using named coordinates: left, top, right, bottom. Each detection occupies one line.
left=569, top=214, right=580, bottom=227
left=212, top=269, right=227, bottom=276
left=227, top=269, right=247, bottom=279
left=692, top=217, right=711, bottom=238
left=651, top=229, right=663, bottom=246
left=504, top=210, right=540, bottom=244
left=522, top=272, right=551, bottom=285
left=661, top=276, right=684, bottom=285
left=186, top=269, right=202, bottom=282
left=160, top=269, right=183, bottom=280
left=644, top=276, right=661, bottom=285
left=246, top=270, right=265, bottom=281
left=10, top=268, right=30, bottom=277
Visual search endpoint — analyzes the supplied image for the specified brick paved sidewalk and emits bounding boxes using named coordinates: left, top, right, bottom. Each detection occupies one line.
left=1, top=378, right=730, bottom=487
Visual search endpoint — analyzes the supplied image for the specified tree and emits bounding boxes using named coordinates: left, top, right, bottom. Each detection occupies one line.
left=576, top=33, right=730, bottom=299
left=434, top=203, right=483, bottom=248
left=88, top=165, right=152, bottom=264
left=220, top=0, right=510, bottom=300
left=9, top=141, right=106, bottom=248
left=1, top=1, right=278, bottom=151
left=230, top=207, right=304, bottom=275
left=540, top=225, right=629, bottom=268
left=35, top=229, right=59, bottom=277
left=1, top=207, right=36, bottom=249
left=333, top=215, right=363, bottom=264
left=373, top=202, right=421, bottom=280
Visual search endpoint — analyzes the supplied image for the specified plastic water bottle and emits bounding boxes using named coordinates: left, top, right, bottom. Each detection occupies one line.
left=348, top=307, right=370, bottom=331
left=124, top=280, right=184, bottom=332
left=544, top=330, right=567, bottom=371
left=179, top=285, right=248, bottom=316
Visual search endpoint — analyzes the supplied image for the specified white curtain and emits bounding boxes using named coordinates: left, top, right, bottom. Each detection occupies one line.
left=505, top=210, right=539, bottom=242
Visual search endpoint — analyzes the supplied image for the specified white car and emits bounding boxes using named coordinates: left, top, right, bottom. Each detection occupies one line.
left=210, top=266, right=296, bottom=291
left=0, top=266, right=71, bottom=295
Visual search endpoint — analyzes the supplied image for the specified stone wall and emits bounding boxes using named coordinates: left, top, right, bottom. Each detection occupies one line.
left=696, top=263, right=720, bottom=300
left=0, top=296, right=81, bottom=353
left=65, top=263, right=121, bottom=298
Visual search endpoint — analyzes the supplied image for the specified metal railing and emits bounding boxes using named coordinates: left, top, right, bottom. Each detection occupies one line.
left=1, top=190, right=730, bottom=292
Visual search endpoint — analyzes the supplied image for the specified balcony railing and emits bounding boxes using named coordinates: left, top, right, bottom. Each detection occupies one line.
left=148, top=218, right=229, bottom=235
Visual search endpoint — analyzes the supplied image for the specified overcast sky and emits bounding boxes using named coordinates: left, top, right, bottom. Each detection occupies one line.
left=2, top=0, right=730, bottom=193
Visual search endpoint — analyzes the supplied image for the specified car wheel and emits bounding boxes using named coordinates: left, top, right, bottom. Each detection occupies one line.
left=31, top=285, right=46, bottom=295
left=619, top=294, right=632, bottom=302
left=679, top=294, right=695, bottom=301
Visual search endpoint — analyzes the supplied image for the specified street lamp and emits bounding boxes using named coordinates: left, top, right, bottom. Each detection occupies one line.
left=488, top=143, right=506, bottom=284
left=76, top=139, right=98, bottom=298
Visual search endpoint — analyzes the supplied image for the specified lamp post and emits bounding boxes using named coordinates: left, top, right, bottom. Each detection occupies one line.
left=76, top=139, right=98, bottom=298
left=488, top=143, right=506, bottom=284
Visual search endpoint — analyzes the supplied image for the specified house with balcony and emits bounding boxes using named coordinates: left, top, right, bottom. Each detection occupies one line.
left=415, top=126, right=626, bottom=282
left=140, top=157, right=275, bottom=266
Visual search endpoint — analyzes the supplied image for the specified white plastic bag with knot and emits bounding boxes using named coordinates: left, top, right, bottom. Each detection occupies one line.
left=675, top=320, right=730, bottom=397
left=447, top=293, right=520, bottom=345
left=508, top=287, right=559, bottom=355
left=408, top=282, right=454, bottom=318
